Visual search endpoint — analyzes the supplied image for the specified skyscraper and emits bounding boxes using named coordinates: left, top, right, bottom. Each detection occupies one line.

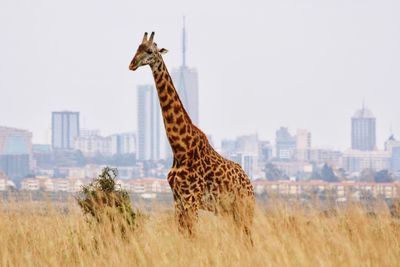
left=351, top=106, right=376, bottom=151
left=137, top=85, right=160, bottom=161
left=52, top=111, right=80, bottom=150
left=171, top=18, right=199, bottom=125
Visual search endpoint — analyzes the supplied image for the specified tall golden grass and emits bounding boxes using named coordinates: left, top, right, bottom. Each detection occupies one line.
left=0, top=200, right=399, bottom=267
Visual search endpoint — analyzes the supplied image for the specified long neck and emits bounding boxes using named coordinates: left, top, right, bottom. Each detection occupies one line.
left=150, top=57, right=195, bottom=157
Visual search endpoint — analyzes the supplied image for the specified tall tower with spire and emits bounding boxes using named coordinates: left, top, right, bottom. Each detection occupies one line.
left=182, top=16, right=186, bottom=67
left=171, top=17, right=199, bottom=126
left=161, top=18, right=200, bottom=160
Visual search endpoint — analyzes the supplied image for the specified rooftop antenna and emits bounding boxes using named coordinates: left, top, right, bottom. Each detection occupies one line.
left=178, top=16, right=189, bottom=112
left=361, top=97, right=366, bottom=117
left=182, top=16, right=186, bottom=67
left=389, top=123, right=394, bottom=139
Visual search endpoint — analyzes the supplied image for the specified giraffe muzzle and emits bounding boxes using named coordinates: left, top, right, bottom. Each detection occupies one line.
left=129, top=63, right=139, bottom=71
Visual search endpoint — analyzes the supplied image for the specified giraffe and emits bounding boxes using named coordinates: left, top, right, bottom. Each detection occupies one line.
left=129, top=32, right=255, bottom=238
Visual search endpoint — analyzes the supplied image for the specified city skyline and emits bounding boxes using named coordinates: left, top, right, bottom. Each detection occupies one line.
left=1, top=0, right=399, bottom=150
left=1, top=104, right=400, bottom=182
left=0, top=103, right=398, bottom=151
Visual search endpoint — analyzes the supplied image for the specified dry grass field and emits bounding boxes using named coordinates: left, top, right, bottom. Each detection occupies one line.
left=0, top=200, right=399, bottom=267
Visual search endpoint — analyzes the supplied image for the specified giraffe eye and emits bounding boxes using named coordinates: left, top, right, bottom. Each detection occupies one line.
left=146, top=50, right=152, bottom=54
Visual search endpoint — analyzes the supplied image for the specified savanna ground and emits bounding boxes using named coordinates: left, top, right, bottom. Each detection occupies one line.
left=1, top=198, right=400, bottom=267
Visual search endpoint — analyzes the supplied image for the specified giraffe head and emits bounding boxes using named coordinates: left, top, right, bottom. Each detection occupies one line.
left=129, top=32, right=168, bottom=71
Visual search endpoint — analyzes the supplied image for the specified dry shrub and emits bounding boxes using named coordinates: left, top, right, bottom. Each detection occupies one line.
left=77, top=167, right=136, bottom=230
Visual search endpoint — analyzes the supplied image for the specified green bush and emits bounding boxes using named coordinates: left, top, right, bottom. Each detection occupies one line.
left=77, top=167, right=136, bottom=227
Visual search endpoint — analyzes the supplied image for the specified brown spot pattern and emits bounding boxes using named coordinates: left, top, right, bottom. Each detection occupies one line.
left=146, top=51, right=254, bottom=237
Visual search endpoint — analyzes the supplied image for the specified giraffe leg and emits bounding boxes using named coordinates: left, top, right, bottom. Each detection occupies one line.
left=175, top=201, right=199, bottom=236
left=169, top=167, right=202, bottom=236
left=232, top=197, right=255, bottom=246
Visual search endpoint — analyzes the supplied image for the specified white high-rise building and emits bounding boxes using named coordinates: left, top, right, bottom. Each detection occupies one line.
left=342, top=149, right=390, bottom=173
left=74, top=130, right=136, bottom=157
left=230, top=134, right=261, bottom=179
left=110, top=133, right=136, bottom=155
left=236, top=134, right=259, bottom=155
left=137, top=85, right=160, bottom=161
left=295, top=129, right=311, bottom=161
left=52, top=111, right=80, bottom=150
left=74, top=135, right=111, bottom=157
left=171, top=18, right=199, bottom=126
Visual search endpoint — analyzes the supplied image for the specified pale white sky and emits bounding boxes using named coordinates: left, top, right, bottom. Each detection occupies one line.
left=0, top=0, right=399, bottom=150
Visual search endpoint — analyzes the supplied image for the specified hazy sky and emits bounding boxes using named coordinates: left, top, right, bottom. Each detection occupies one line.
left=1, top=0, right=399, bottom=150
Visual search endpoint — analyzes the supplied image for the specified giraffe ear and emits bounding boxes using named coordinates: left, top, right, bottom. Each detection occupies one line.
left=159, top=48, right=168, bottom=55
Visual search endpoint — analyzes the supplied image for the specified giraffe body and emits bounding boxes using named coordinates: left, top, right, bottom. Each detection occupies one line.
left=129, top=32, right=255, bottom=236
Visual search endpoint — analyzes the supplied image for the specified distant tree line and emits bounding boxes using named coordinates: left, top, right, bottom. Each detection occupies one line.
left=264, top=162, right=394, bottom=183
left=35, top=150, right=137, bottom=169
left=264, top=163, right=288, bottom=181
left=360, top=169, right=393, bottom=183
